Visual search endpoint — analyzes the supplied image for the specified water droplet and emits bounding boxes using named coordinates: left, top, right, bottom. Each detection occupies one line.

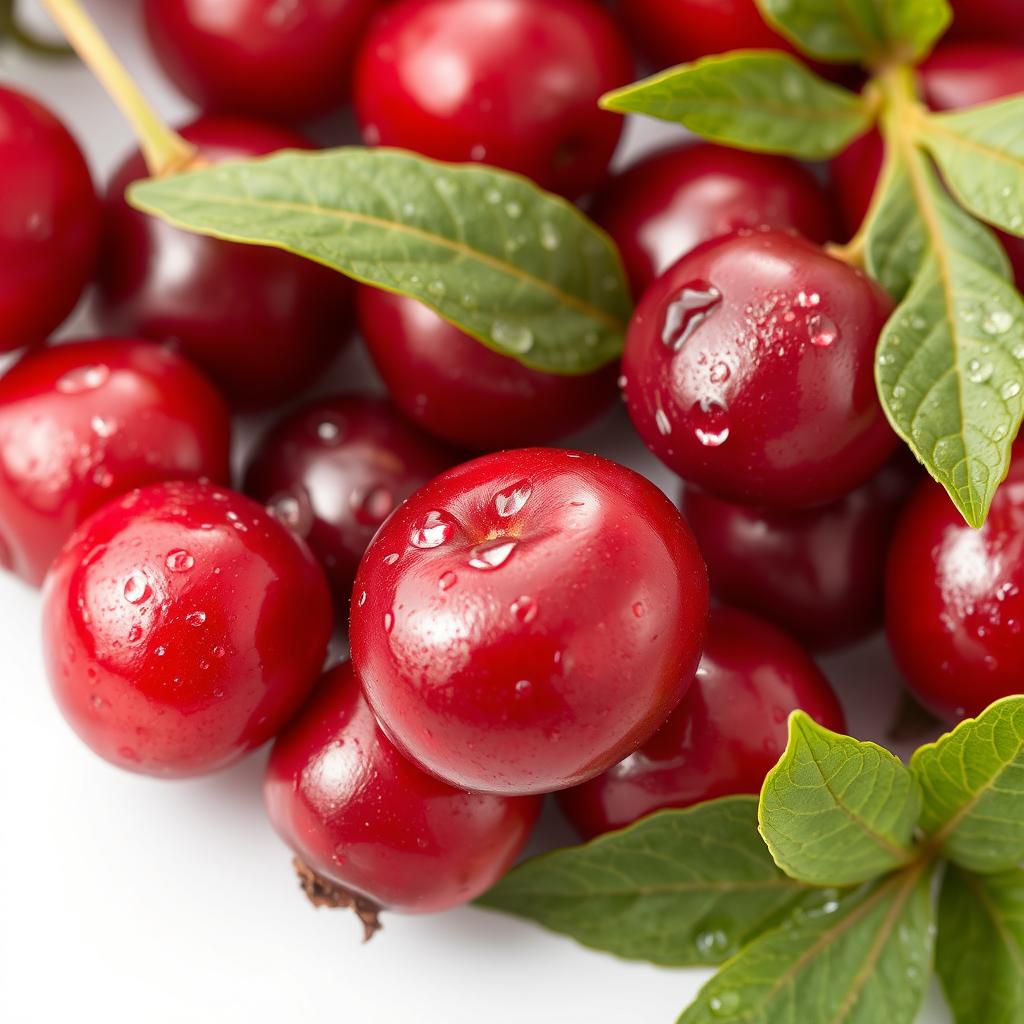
left=983, top=309, right=1013, bottom=335
left=123, top=571, right=151, bottom=605
left=693, top=924, right=734, bottom=961
left=495, top=479, right=533, bottom=517
left=166, top=549, right=195, bottom=572
left=539, top=221, right=561, bottom=251
left=469, top=537, right=517, bottom=570
left=967, top=359, right=994, bottom=384
left=709, top=361, right=730, bottom=384
left=154, top=645, right=166, bottom=657
left=128, top=624, right=143, bottom=643
left=504, top=200, right=522, bottom=219
left=268, top=490, right=313, bottom=535
left=402, top=201, right=417, bottom=217
left=796, top=290, right=820, bottom=308
left=655, top=406, right=672, bottom=437
left=410, top=510, right=455, bottom=549
left=708, top=991, right=741, bottom=1017
left=1003, top=380, right=1022, bottom=400
left=357, top=590, right=367, bottom=607
left=316, top=416, right=343, bottom=444
left=691, top=400, right=731, bottom=447
left=56, top=364, right=110, bottom=394
left=383, top=611, right=394, bottom=633
left=661, top=281, right=722, bottom=352
left=212, top=645, right=226, bottom=659
left=357, top=486, right=395, bottom=526
left=514, top=679, right=533, bottom=697
left=485, top=188, right=502, bottom=205
left=438, top=571, right=457, bottom=591
left=492, top=320, right=534, bottom=353
left=90, top=415, right=116, bottom=438
left=632, top=602, right=645, bottom=618
left=511, top=596, right=538, bottom=623
left=807, top=312, right=839, bottom=348
left=383, top=552, right=400, bottom=566
left=427, top=279, right=446, bottom=298
left=185, top=610, right=206, bottom=627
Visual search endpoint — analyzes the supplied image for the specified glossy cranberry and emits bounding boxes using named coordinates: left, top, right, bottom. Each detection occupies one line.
left=356, top=287, right=617, bottom=450
left=0, top=85, right=100, bottom=352
left=559, top=607, right=845, bottom=837
left=0, top=338, right=230, bottom=587
left=682, top=456, right=920, bottom=651
left=245, top=394, right=456, bottom=596
left=592, top=142, right=838, bottom=299
left=353, top=0, right=633, bottom=198
left=350, top=448, right=709, bottom=795
left=42, top=481, right=333, bottom=777
left=98, top=116, right=353, bottom=410
left=947, top=1, right=1024, bottom=46
left=622, top=229, right=895, bottom=507
left=265, top=661, right=540, bottom=919
left=886, top=450, right=1024, bottom=721
left=143, top=0, right=380, bottom=121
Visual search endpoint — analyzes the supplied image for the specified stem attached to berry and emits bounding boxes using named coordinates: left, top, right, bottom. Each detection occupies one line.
left=39, top=0, right=200, bottom=177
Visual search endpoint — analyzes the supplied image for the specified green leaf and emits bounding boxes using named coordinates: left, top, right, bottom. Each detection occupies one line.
left=758, top=713, right=920, bottom=886
left=600, top=51, right=873, bottom=160
left=677, top=863, right=936, bottom=1024
left=874, top=142, right=1024, bottom=528
left=475, top=797, right=812, bottom=967
left=757, top=0, right=951, bottom=65
left=910, top=696, right=1024, bottom=874
left=920, top=97, right=1024, bottom=239
left=128, top=147, right=631, bottom=376
left=937, top=866, right=1024, bottom=1024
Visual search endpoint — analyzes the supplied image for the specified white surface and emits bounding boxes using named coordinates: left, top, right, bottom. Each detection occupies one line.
left=0, top=5, right=951, bottom=1022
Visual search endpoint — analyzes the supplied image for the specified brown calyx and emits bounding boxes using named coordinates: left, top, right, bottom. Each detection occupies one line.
left=292, top=857, right=382, bottom=942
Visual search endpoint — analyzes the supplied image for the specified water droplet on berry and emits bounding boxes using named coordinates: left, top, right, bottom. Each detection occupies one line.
left=123, top=571, right=151, bottom=605
left=807, top=312, right=839, bottom=348
left=185, top=610, right=206, bottom=627
left=709, top=361, right=730, bottom=384
left=511, top=596, right=538, bottom=623
left=660, top=282, right=722, bottom=352
left=357, top=590, right=368, bottom=607
left=166, top=549, right=195, bottom=572
left=383, top=552, right=400, bottom=566
left=383, top=611, right=394, bottom=633
left=690, top=400, right=731, bottom=447
left=655, top=406, right=672, bottom=437
left=469, top=538, right=517, bottom=570
left=438, top=571, right=457, bottom=591
left=410, top=510, right=455, bottom=549
left=495, top=479, right=533, bottom=518
left=632, top=602, right=645, bottom=618
left=56, top=364, right=110, bottom=394
left=514, top=679, right=533, bottom=697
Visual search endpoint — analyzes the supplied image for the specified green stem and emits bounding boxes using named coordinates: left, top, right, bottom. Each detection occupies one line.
left=39, top=0, right=199, bottom=177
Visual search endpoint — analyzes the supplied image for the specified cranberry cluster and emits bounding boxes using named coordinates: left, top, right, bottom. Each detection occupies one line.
left=2, top=0, right=1021, bottom=923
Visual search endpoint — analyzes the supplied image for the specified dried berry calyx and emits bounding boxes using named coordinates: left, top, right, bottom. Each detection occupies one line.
left=292, top=858, right=382, bottom=943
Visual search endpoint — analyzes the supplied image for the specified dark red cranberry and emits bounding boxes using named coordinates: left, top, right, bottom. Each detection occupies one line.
left=947, top=1, right=1024, bottom=46
left=558, top=606, right=845, bottom=838
left=353, top=0, right=634, bottom=198
left=97, top=116, right=353, bottom=410
left=356, top=287, right=617, bottom=450
left=0, top=337, right=231, bottom=586
left=265, top=661, right=540, bottom=922
left=143, top=0, right=381, bottom=121
left=0, top=85, right=100, bottom=352
left=41, top=481, right=333, bottom=777
left=622, top=229, right=896, bottom=507
left=350, top=447, right=709, bottom=795
left=886, top=447, right=1024, bottom=721
left=245, top=394, right=456, bottom=596
left=592, top=142, right=838, bottom=299
left=682, top=456, right=920, bottom=651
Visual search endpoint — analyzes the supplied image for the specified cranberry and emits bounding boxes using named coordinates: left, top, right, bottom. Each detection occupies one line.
left=41, top=481, right=333, bottom=777
left=612, top=0, right=799, bottom=70
left=97, top=116, right=353, bottom=410
left=622, top=229, right=896, bottom=507
left=886, top=448, right=1024, bottom=721
left=947, top=0, right=1024, bottom=45
left=558, top=607, right=845, bottom=838
left=245, top=394, right=456, bottom=597
left=265, top=661, right=540, bottom=925
left=0, top=338, right=231, bottom=587
left=143, top=0, right=380, bottom=121
left=350, top=447, right=709, bottom=795
left=356, top=287, right=617, bottom=450
left=592, top=142, right=838, bottom=299
left=0, top=85, right=100, bottom=353
left=682, top=456, right=920, bottom=651
left=353, top=0, right=634, bottom=198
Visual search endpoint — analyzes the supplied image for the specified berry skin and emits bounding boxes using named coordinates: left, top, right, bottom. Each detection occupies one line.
left=0, top=85, right=100, bottom=352
left=143, top=0, right=380, bottom=122
left=558, top=607, right=846, bottom=839
left=42, top=481, right=333, bottom=777
left=245, top=394, right=457, bottom=597
left=682, top=455, right=920, bottom=651
left=622, top=229, right=896, bottom=508
left=0, top=338, right=231, bottom=587
left=947, top=1, right=1024, bottom=46
left=886, top=450, right=1024, bottom=721
left=353, top=0, right=634, bottom=198
left=356, top=287, right=617, bottom=450
left=350, top=447, right=709, bottom=795
left=98, top=116, right=353, bottom=410
left=264, top=661, right=541, bottom=923
left=592, top=142, right=838, bottom=299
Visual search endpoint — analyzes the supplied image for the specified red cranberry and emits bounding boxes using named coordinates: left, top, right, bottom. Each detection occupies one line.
left=947, top=1, right=1024, bottom=46
left=886, top=448, right=1024, bottom=721
left=245, top=394, right=456, bottom=596
left=42, top=481, right=333, bottom=777
left=353, top=0, right=634, bottom=198
left=682, top=456, right=920, bottom=651
left=97, top=116, right=353, bottom=410
left=0, top=338, right=231, bottom=587
left=143, top=0, right=380, bottom=121
left=622, top=229, right=895, bottom=507
left=558, top=607, right=845, bottom=838
left=592, top=142, right=838, bottom=299
left=356, top=287, right=617, bottom=450
left=0, top=85, right=100, bottom=352
left=350, top=447, right=709, bottom=795
left=265, top=661, right=540, bottom=922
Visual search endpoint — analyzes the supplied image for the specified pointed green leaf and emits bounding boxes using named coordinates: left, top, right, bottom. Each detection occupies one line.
left=911, top=696, right=1024, bottom=874
left=600, top=52, right=873, bottom=160
left=937, top=866, right=1024, bottom=1024
left=128, top=148, right=631, bottom=375
left=677, top=864, right=935, bottom=1024
left=476, top=797, right=812, bottom=967
left=758, top=713, right=920, bottom=886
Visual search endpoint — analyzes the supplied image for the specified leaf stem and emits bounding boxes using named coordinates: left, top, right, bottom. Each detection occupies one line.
left=39, top=0, right=198, bottom=177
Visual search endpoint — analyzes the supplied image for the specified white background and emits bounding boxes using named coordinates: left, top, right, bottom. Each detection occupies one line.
left=1, top=3, right=951, bottom=1021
